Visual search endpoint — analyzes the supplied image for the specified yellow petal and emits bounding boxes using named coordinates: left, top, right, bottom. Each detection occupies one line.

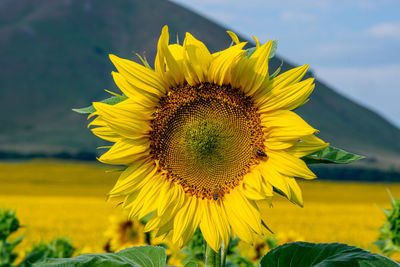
left=89, top=116, right=121, bottom=142
left=288, top=134, right=329, bottom=158
left=286, top=177, right=304, bottom=207
left=259, top=163, right=291, bottom=198
left=109, top=158, right=156, bottom=196
left=252, top=35, right=261, bottom=48
left=255, top=199, right=273, bottom=232
left=144, top=213, right=161, bottom=232
left=200, top=201, right=221, bottom=251
left=127, top=179, right=160, bottom=218
left=168, top=44, right=184, bottom=62
left=243, top=171, right=272, bottom=200
left=155, top=26, right=185, bottom=87
left=224, top=197, right=254, bottom=243
left=225, top=188, right=263, bottom=234
left=138, top=178, right=165, bottom=218
left=157, top=181, right=179, bottom=216
left=226, top=30, right=240, bottom=45
left=257, top=78, right=315, bottom=112
left=173, top=197, right=201, bottom=244
left=183, top=32, right=212, bottom=85
left=93, top=101, right=151, bottom=139
left=209, top=201, right=231, bottom=248
left=91, top=125, right=121, bottom=142
left=208, top=43, right=246, bottom=86
left=154, top=190, right=186, bottom=237
left=109, top=54, right=166, bottom=95
left=112, top=72, right=159, bottom=108
left=234, top=41, right=273, bottom=96
left=155, top=218, right=174, bottom=238
left=256, top=64, right=309, bottom=100
left=261, top=110, right=316, bottom=144
left=99, top=138, right=150, bottom=165
left=268, top=151, right=317, bottom=179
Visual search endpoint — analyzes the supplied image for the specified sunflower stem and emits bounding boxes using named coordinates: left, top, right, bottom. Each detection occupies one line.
left=221, top=241, right=227, bottom=266
left=205, top=242, right=223, bottom=267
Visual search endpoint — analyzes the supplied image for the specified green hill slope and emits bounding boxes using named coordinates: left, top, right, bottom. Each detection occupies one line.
left=1, top=0, right=399, bottom=171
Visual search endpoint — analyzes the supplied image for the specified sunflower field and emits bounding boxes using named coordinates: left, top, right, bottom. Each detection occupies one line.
left=1, top=159, right=399, bottom=264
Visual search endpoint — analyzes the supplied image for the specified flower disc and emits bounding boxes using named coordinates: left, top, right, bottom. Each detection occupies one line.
left=150, top=83, right=265, bottom=199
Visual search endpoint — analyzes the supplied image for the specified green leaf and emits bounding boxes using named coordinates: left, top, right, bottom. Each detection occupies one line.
left=302, top=146, right=365, bottom=164
left=0, top=208, right=20, bottom=239
left=18, top=251, right=47, bottom=267
left=34, top=246, right=166, bottom=267
left=184, top=262, right=200, bottom=267
left=260, top=242, right=399, bottom=267
left=72, top=96, right=126, bottom=114
left=245, top=40, right=278, bottom=59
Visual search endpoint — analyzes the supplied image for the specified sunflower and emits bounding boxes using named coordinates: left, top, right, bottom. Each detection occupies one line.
left=103, top=213, right=147, bottom=252
left=89, top=26, right=328, bottom=252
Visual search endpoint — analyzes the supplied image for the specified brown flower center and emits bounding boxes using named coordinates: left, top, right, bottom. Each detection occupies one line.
left=150, top=83, right=265, bottom=199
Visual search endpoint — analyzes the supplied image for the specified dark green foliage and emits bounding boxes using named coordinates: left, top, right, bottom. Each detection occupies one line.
left=0, top=209, right=22, bottom=267
left=265, top=236, right=279, bottom=250
left=0, top=210, right=19, bottom=240
left=182, top=229, right=255, bottom=266
left=33, top=246, right=166, bottom=267
left=260, top=242, right=399, bottom=267
left=374, top=191, right=400, bottom=256
left=182, top=228, right=205, bottom=265
left=21, top=238, right=75, bottom=266
left=302, top=146, right=365, bottom=164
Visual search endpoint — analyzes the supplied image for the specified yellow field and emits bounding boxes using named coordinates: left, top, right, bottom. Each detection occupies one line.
left=1, top=159, right=399, bottom=257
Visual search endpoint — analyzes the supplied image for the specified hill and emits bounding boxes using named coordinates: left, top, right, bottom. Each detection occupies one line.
left=1, top=0, right=399, bottom=172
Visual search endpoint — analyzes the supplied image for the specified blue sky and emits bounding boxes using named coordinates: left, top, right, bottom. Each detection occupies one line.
left=170, top=0, right=400, bottom=128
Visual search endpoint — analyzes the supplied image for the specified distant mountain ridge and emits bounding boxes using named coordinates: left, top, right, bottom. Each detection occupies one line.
left=1, top=0, right=399, bottom=172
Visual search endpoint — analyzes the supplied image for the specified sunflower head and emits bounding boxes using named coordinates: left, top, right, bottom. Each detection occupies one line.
left=90, top=25, right=328, bottom=251
left=149, top=82, right=266, bottom=200
left=103, top=214, right=147, bottom=252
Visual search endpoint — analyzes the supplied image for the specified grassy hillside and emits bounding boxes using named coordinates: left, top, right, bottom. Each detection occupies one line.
left=1, top=0, right=399, bottom=170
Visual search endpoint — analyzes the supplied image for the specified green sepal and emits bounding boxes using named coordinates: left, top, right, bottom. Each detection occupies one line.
left=136, top=53, right=152, bottom=69
left=72, top=94, right=127, bottom=115
left=245, top=40, right=279, bottom=59
left=269, top=39, right=278, bottom=59
left=33, top=246, right=166, bottom=267
left=106, top=167, right=128, bottom=173
left=245, top=47, right=256, bottom=58
left=260, top=242, right=399, bottom=267
left=270, top=59, right=283, bottom=80
left=272, top=187, right=303, bottom=207
left=302, top=145, right=364, bottom=164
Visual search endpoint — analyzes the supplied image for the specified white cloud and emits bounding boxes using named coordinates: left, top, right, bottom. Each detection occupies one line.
left=366, top=22, right=400, bottom=39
